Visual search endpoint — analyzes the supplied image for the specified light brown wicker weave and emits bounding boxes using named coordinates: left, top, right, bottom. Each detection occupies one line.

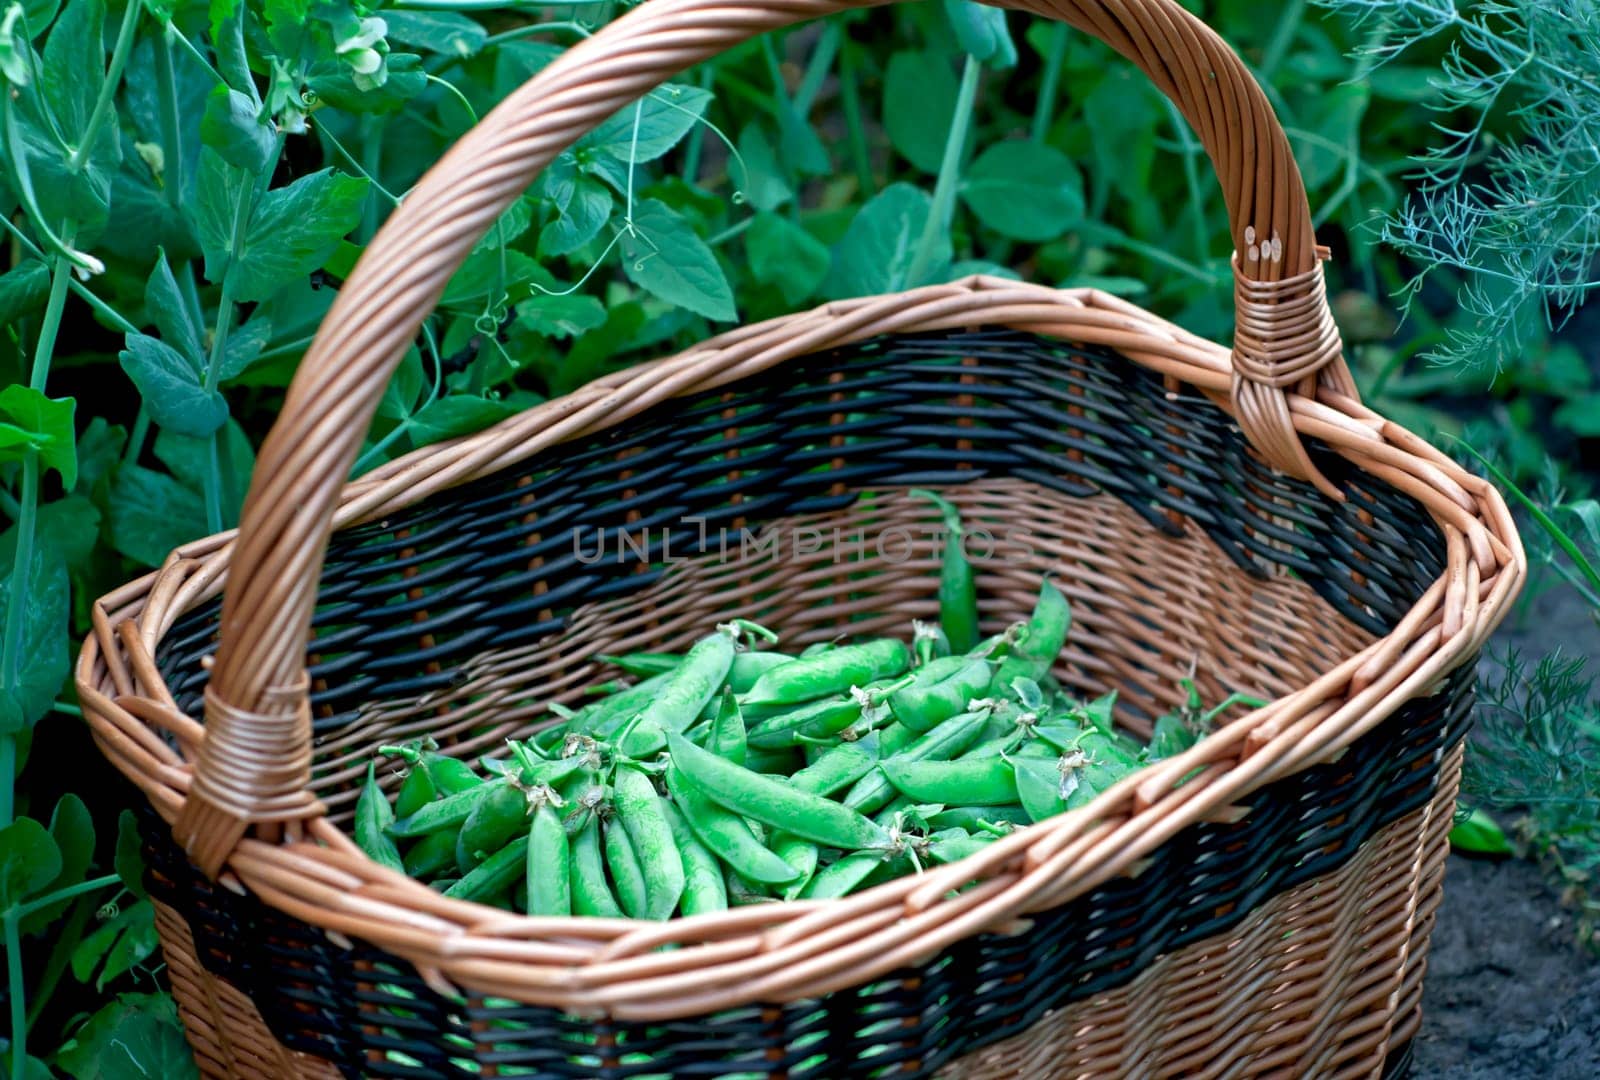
left=77, top=0, right=1525, bottom=1075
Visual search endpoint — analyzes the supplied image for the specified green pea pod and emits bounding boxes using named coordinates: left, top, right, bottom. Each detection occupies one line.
left=526, top=803, right=571, bottom=917
left=1013, top=756, right=1072, bottom=823
left=661, top=801, right=727, bottom=916
left=456, top=784, right=531, bottom=872
left=799, top=641, right=836, bottom=658
left=888, top=656, right=992, bottom=734
left=708, top=693, right=748, bottom=766
left=597, top=651, right=681, bottom=677
left=881, top=757, right=1018, bottom=806
left=443, top=836, right=530, bottom=902
left=603, top=818, right=650, bottom=919
left=629, top=625, right=745, bottom=735
left=393, top=761, right=437, bottom=819
left=402, top=829, right=462, bottom=880
left=389, top=778, right=505, bottom=838
left=771, top=834, right=819, bottom=901
left=727, top=651, right=793, bottom=694
left=612, top=765, right=684, bottom=920
left=928, top=805, right=1030, bottom=832
left=581, top=669, right=681, bottom=738
left=379, top=744, right=483, bottom=795
left=570, top=816, right=625, bottom=918
left=994, top=579, right=1071, bottom=685
left=909, top=489, right=980, bottom=653
left=740, top=639, right=909, bottom=708
left=356, top=763, right=405, bottom=873
left=928, top=830, right=995, bottom=866
left=618, top=720, right=668, bottom=759
left=420, top=753, right=483, bottom=795
left=664, top=765, right=801, bottom=885
left=745, top=694, right=861, bottom=750
left=667, top=735, right=888, bottom=851
left=725, top=866, right=778, bottom=906
left=800, top=851, right=886, bottom=900
left=843, top=710, right=989, bottom=815
left=744, top=745, right=802, bottom=775
left=788, top=743, right=877, bottom=798
left=877, top=722, right=918, bottom=758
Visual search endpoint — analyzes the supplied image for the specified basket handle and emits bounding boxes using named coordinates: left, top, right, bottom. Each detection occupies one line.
left=174, top=0, right=1353, bottom=872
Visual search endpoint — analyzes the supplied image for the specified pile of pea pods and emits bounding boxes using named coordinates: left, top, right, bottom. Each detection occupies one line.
left=354, top=493, right=1262, bottom=918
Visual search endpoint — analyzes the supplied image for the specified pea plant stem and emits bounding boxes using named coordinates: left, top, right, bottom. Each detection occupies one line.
left=154, top=26, right=186, bottom=212
left=67, top=0, right=141, bottom=174
left=15, top=873, right=121, bottom=919
left=1259, top=0, right=1307, bottom=81
left=0, top=231, right=73, bottom=795
left=1031, top=24, right=1068, bottom=144
left=6, top=912, right=24, bottom=1080
left=838, top=43, right=876, bottom=196
left=906, top=56, right=979, bottom=288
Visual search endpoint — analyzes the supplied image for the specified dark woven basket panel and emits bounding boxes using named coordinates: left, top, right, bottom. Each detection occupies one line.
left=141, top=329, right=1465, bottom=1075
left=140, top=662, right=1467, bottom=1078
left=154, top=331, right=1445, bottom=732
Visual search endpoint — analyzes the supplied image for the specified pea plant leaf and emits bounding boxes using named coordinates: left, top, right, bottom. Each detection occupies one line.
left=106, top=463, right=207, bottom=567
left=621, top=198, right=735, bottom=321
left=884, top=52, right=958, bottom=173
left=824, top=182, right=947, bottom=298
left=959, top=141, right=1084, bottom=242
left=747, top=212, right=830, bottom=305
left=0, top=495, right=101, bottom=574
left=539, top=172, right=612, bottom=258
left=154, top=418, right=255, bottom=525
left=200, top=86, right=275, bottom=173
left=55, top=992, right=198, bottom=1080
left=115, top=810, right=148, bottom=900
left=71, top=899, right=160, bottom=991
left=144, top=252, right=204, bottom=364
left=0, top=385, right=78, bottom=488
left=0, top=545, right=69, bottom=734
left=230, top=168, right=370, bottom=302
left=516, top=294, right=608, bottom=339
left=0, top=817, right=60, bottom=910
left=193, top=150, right=369, bottom=302
left=407, top=396, right=519, bottom=448
left=20, top=793, right=95, bottom=934
left=30, top=0, right=121, bottom=231
left=0, top=261, right=51, bottom=326
left=581, top=85, right=712, bottom=164
left=383, top=11, right=488, bottom=58
left=217, top=315, right=273, bottom=382
left=118, top=334, right=227, bottom=438
left=944, top=0, right=1016, bottom=68
left=734, top=124, right=792, bottom=212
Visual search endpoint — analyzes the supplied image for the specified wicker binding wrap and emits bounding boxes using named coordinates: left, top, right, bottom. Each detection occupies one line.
left=76, top=0, right=1524, bottom=1076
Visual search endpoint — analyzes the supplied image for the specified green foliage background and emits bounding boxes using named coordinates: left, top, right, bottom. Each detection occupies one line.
left=0, top=0, right=1596, bottom=1074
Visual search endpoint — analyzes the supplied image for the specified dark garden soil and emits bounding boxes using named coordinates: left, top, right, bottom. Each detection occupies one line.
left=1414, top=856, right=1600, bottom=1078
left=1413, top=583, right=1600, bottom=1078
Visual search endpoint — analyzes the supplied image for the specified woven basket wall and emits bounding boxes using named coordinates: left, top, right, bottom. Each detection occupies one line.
left=77, top=0, right=1524, bottom=1076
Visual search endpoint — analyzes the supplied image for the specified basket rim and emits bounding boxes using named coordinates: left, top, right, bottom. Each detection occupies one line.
left=75, top=278, right=1525, bottom=1019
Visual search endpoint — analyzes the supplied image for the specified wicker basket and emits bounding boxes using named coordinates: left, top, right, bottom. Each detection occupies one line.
left=77, top=0, right=1525, bottom=1076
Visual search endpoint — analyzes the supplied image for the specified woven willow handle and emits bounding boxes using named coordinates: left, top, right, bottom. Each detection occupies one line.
left=174, top=0, right=1353, bottom=872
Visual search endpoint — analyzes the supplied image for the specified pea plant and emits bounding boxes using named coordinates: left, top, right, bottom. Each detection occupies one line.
left=0, top=0, right=1587, bottom=1072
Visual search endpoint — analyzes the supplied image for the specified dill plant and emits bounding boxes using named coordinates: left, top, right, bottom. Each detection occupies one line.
left=1320, top=0, right=1600, bottom=369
